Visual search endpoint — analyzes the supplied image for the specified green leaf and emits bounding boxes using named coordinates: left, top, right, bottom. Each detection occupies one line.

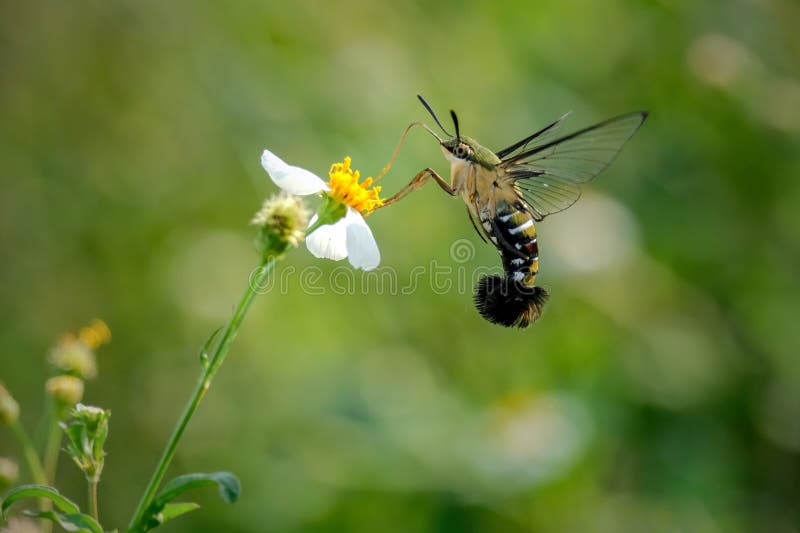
left=22, top=509, right=103, bottom=533
left=154, top=502, right=201, bottom=524
left=155, top=472, right=240, bottom=506
left=199, top=327, right=223, bottom=367
left=61, top=421, right=88, bottom=457
left=2, top=485, right=80, bottom=517
left=135, top=472, right=239, bottom=531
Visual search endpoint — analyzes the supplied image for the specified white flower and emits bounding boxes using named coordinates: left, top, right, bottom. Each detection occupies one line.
left=261, top=149, right=382, bottom=271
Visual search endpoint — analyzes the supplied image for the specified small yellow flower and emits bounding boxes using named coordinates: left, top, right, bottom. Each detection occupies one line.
left=3, top=517, right=40, bottom=533
left=48, top=320, right=110, bottom=379
left=0, top=457, right=19, bottom=488
left=46, top=375, right=85, bottom=408
left=49, top=333, right=97, bottom=379
left=326, top=157, right=383, bottom=215
left=78, top=319, right=111, bottom=350
left=0, top=382, right=19, bottom=425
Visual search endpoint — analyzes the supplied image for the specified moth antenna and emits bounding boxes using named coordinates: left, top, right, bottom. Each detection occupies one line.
left=417, top=94, right=453, bottom=137
left=450, top=110, right=461, bottom=142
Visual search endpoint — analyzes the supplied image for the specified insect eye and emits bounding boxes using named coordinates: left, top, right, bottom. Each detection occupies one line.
left=454, top=144, right=469, bottom=158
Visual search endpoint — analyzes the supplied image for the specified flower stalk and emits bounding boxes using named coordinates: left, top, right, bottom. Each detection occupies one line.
left=44, top=374, right=84, bottom=483
left=89, top=479, right=99, bottom=520
left=127, top=254, right=276, bottom=531
left=43, top=414, right=62, bottom=483
left=8, top=420, right=46, bottom=485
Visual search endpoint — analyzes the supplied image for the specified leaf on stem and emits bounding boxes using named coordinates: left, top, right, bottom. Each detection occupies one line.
left=136, top=472, right=239, bottom=532
left=22, top=509, right=103, bottom=533
left=2, top=484, right=80, bottom=516
left=199, top=327, right=223, bottom=368
left=151, top=502, right=201, bottom=527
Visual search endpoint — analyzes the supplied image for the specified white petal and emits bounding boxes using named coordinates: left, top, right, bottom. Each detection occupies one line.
left=305, top=214, right=348, bottom=261
left=344, top=208, right=380, bottom=270
left=261, top=149, right=329, bottom=196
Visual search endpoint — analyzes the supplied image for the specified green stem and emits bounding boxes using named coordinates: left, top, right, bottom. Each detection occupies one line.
left=88, top=479, right=99, bottom=521
left=43, top=408, right=63, bottom=484
left=41, top=404, right=64, bottom=533
left=306, top=218, right=324, bottom=235
left=127, top=256, right=276, bottom=531
left=9, top=419, right=47, bottom=485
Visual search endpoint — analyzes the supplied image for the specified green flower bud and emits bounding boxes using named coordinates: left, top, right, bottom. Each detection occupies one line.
left=0, top=456, right=19, bottom=488
left=0, top=382, right=20, bottom=425
left=60, top=404, right=110, bottom=482
left=73, top=403, right=109, bottom=433
left=49, top=333, right=98, bottom=379
left=252, top=192, right=311, bottom=257
left=46, top=375, right=85, bottom=411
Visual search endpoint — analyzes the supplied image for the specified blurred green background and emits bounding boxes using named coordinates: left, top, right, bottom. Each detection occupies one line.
left=2, top=0, right=799, bottom=531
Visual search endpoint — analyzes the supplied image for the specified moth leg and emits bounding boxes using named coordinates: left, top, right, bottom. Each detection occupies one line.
left=376, top=168, right=455, bottom=209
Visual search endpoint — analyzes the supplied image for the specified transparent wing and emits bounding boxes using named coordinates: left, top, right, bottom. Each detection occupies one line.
left=494, top=111, right=571, bottom=160
left=501, top=111, right=647, bottom=221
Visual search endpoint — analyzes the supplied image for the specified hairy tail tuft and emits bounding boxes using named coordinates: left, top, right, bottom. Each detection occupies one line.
left=474, top=275, right=549, bottom=328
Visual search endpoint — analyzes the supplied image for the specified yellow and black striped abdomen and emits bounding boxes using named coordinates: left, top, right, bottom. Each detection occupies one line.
left=496, top=207, right=540, bottom=286
left=474, top=200, right=549, bottom=328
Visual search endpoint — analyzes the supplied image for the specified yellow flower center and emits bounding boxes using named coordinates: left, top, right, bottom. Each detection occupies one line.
left=327, top=157, right=383, bottom=215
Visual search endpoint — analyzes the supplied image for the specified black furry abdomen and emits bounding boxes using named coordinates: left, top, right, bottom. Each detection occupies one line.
left=474, top=274, right=549, bottom=328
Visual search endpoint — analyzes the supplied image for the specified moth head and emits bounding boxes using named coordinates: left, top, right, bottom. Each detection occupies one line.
left=441, top=137, right=475, bottom=161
